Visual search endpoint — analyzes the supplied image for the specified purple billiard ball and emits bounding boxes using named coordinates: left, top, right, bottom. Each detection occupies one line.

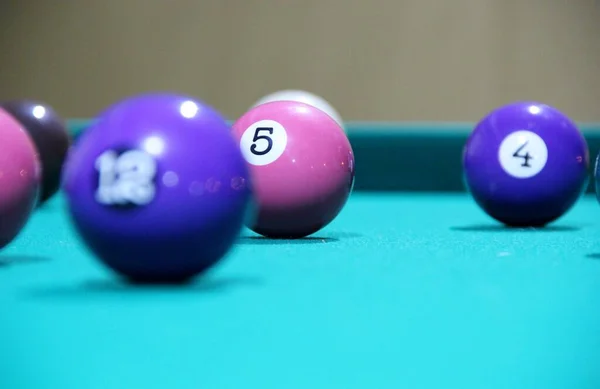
left=62, top=93, right=252, bottom=282
left=463, top=101, right=589, bottom=227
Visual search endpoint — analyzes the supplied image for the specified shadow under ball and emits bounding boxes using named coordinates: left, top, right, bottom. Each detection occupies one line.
left=0, top=100, right=71, bottom=204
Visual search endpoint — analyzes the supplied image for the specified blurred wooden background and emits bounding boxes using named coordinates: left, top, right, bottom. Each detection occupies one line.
left=0, top=0, right=598, bottom=122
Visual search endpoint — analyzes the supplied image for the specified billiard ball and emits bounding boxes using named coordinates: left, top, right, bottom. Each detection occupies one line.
left=251, top=89, right=345, bottom=130
left=463, top=101, right=589, bottom=227
left=0, top=108, right=41, bottom=248
left=0, top=100, right=70, bottom=204
left=62, top=93, right=251, bottom=282
left=593, top=153, right=600, bottom=201
left=232, top=100, right=354, bottom=238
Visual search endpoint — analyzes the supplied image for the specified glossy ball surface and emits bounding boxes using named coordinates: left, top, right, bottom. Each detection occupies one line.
left=232, top=101, right=354, bottom=238
left=252, top=89, right=344, bottom=130
left=0, top=108, right=41, bottom=248
left=0, top=100, right=70, bottom=204
left=62, top=94, right=251, bottom=282
left=463, top=101, right=588, bottom=227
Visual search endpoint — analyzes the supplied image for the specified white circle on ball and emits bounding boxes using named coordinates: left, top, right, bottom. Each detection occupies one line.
left=240, top=120, right=287, bottom=166
left=498, top=130, right=548, bottom=178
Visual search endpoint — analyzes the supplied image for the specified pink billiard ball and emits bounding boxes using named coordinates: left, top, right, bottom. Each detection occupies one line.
left=232, top=101, right=355, bottom=238
left=0, top=108, right=41, bottom=248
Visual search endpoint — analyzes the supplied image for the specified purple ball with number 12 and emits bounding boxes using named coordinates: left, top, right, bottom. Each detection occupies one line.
left=62, top=93, right=252, bottom=282
left=463, top=101, right=589, bottom=227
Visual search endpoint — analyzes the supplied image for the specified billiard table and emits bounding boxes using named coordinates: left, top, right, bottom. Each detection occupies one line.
left=2, top=121, right=600, bottom=389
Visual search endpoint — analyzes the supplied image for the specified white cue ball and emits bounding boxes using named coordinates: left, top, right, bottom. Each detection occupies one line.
left=251, top=89, right=345, bottom=130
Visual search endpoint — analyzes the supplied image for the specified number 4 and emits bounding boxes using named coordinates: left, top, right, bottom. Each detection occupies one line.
left=512, top=141, right=533, bottom=167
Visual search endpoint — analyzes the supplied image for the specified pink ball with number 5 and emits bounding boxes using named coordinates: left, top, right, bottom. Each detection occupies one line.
left=0, top=108, right=41, bottom=248
left=232, top=101, right=355, bottom=238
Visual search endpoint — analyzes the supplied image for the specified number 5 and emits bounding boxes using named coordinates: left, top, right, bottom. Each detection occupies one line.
left=250, top=127, right=273, bottom=156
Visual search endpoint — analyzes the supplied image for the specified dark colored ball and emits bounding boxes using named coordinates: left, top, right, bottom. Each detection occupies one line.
left=593, top=153, right=600, bottom=202
left=0, top=100, right=71, bottom=204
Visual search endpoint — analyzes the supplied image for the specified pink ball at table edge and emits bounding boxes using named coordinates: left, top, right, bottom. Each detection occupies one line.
left=0, top=108, right=41, bottom=248
left=231, top=101, right=355, bottom=238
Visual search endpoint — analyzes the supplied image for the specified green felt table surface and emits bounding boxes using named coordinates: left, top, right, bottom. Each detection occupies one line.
left=1, top=192, right=600, bottom=389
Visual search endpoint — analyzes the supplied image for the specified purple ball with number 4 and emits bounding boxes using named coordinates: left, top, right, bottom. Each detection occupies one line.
left=463, top=101, right=589, bottom=227
left=62, top=93, right=252, bottom=282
